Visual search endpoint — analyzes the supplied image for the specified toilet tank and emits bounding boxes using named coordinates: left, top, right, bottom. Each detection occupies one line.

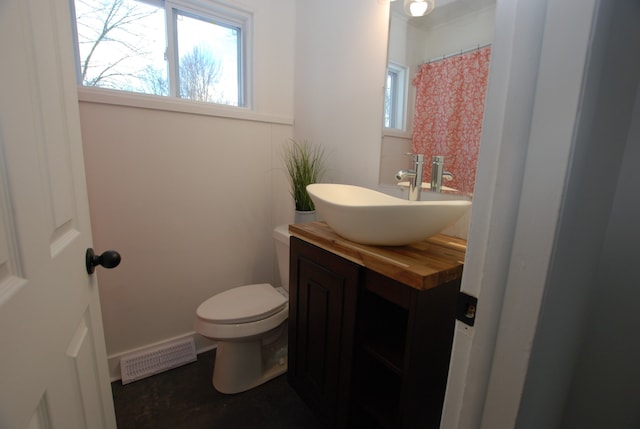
left=273, top=225, right=291, bottom=290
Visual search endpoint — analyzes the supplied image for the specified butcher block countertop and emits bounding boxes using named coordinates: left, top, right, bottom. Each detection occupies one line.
left=289, top=221, right=467, bottom=291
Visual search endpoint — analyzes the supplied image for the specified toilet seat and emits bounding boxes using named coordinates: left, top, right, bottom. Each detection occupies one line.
left=196, top=283, right=287, bottom=324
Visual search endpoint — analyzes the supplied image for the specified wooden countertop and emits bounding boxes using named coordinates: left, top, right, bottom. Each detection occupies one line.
left=289, top=221, right=467, bottom=291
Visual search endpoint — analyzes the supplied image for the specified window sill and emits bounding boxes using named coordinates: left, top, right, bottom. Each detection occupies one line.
left=383, top=128, right=412, bottom=139
left=77, top=87, right=294, bottom=126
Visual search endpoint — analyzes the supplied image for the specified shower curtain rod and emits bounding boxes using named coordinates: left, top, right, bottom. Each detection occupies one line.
left=421, top=42, right=492, bottom=65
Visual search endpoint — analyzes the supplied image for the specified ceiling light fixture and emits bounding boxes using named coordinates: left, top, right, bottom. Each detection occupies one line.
left=403, top=0, right=435, bottom=17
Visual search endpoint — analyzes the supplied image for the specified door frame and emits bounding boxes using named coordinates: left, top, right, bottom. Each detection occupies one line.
left=441, top=0, right=605, bottom=427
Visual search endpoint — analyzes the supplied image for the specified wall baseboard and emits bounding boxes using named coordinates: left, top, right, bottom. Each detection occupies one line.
left=107, top=332, right=216, bottom=382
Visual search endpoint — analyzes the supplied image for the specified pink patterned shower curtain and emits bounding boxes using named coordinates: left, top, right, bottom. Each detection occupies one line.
left=411, top=46, right=491, bottom=196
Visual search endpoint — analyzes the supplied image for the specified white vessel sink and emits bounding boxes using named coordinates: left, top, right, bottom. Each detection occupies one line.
left=306, top=183, right=471, bottom=246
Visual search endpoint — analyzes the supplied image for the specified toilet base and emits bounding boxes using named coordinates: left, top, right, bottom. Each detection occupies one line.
left=212, top=323, right=288, bottom=394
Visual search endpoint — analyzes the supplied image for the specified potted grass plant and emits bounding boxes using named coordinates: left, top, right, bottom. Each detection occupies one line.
left=283, top=139, right=326, bottom=223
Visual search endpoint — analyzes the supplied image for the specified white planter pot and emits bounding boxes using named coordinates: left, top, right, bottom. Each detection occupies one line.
left=294, top=210, right=316, bottom=224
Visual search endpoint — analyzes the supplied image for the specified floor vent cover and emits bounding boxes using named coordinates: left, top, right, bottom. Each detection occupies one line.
left=120, top=338, right=197, bottom=385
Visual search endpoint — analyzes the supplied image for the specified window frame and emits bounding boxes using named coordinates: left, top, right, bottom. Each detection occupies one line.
left=71, top=0, right=253, bottom=110
left=384, top=61, right=409, bottom=132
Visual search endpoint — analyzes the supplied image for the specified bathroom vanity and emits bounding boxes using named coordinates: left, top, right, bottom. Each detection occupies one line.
left=287, top=222, right=466, bottom=429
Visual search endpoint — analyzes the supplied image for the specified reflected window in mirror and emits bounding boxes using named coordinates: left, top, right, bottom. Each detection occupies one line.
left=384, top=62, right=409, bottom=131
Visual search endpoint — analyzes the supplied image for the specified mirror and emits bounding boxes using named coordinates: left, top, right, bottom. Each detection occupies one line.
left=380, top=0, right=497, bottom=193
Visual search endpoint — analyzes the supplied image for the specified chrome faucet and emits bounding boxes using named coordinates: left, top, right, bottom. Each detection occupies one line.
left=430, top=156, right=454, bottom=192
left=395, top=153, right=425, bottom=201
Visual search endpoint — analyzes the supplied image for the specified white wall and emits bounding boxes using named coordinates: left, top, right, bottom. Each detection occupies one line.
left=420, top=6, right=496, bottom=60
left=79, top=0, right=295, bottom=377
left=380, top=10, right=419, bottom=184
left=293, top=0, right=389, bottom=188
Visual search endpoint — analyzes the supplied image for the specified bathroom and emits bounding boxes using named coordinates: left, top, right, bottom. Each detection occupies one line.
left=81, top=0, right=493, bottom=385
left=2, top=0, right=635, bottom=427
left=79, top=0, right=640, bottom=427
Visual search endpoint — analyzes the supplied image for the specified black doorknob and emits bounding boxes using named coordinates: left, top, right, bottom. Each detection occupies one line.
left=86, top=248, right=121, bottom=274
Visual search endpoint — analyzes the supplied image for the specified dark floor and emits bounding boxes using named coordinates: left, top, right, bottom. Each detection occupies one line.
left=111, top=350, right=322, bottom=429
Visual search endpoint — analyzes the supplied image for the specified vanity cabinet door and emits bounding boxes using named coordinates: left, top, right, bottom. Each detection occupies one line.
left=288, top=237, right=359, bottom=429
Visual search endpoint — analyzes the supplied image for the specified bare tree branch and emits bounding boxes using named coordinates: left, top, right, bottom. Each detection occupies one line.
left=75, top=0, right=164, bottom=90
left=74, top=0, right=232, bottom=101
left=179, top=45, right=223, bottom=102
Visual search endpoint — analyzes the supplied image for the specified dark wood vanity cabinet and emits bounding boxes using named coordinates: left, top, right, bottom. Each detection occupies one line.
left=288, top=232, right=463, bottom=429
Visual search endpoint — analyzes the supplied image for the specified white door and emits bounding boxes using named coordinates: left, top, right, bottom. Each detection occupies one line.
left=0, top=0, right=117, bottom=428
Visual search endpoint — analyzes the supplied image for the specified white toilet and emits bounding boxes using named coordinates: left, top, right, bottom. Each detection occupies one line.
left=194, top=225, right=291, bottom=394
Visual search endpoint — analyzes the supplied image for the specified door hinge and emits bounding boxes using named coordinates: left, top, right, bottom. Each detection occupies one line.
left=456, top=292, right=478, bottom=327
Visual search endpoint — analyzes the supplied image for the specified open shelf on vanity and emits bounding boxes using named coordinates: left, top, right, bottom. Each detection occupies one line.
left=351, top=351, right=402, bottom=428
left=358, top=288, right=407, bottom=375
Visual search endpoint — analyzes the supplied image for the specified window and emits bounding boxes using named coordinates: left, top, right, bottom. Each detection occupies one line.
left=71, top=0, right=250, bottom=107
left=384, top=62, right=408, bottom=130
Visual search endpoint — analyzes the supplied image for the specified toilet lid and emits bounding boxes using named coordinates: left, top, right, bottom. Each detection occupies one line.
left=197, top=283, right=287, bottom=324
